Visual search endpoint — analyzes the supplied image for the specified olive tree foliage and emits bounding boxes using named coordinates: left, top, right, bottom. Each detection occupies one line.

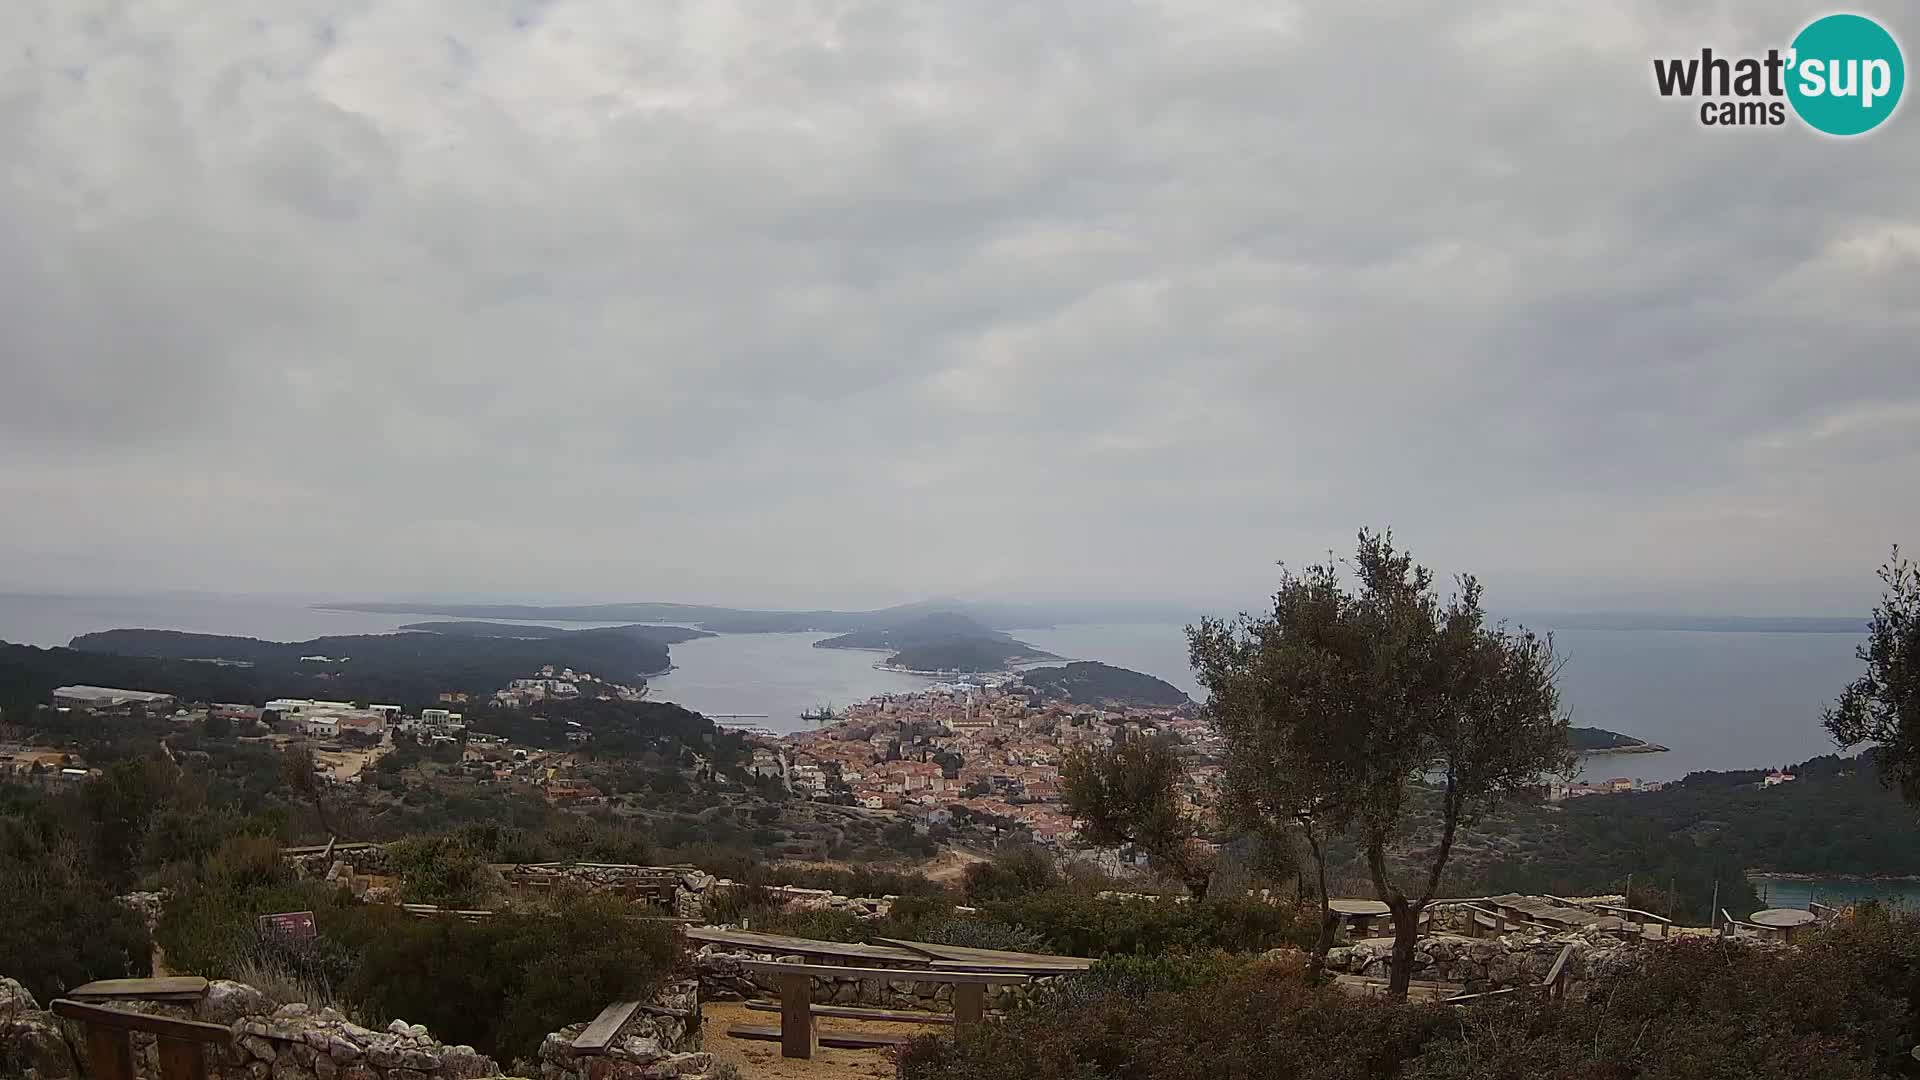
left=1189, top=529, right=1572, bottom=999
left=1825, top=547, right=1920, bottom=799
left=1062, top=736, right=1216, bottom=898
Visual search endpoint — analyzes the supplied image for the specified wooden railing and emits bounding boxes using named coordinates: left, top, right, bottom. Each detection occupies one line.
left=50, top=999, right=230, bottom=1080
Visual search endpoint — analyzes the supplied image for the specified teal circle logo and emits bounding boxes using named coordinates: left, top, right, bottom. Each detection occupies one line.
left=1787, top=14, right=1905, bottom=135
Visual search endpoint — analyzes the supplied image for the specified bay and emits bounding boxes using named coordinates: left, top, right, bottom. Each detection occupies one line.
left=644, top=632, right=938, bottom=730
left=0, top=595, right=1872, bottom=781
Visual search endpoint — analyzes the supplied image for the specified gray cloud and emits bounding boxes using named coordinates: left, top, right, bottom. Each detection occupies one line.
left=1, top=0, right=1916, bottom=612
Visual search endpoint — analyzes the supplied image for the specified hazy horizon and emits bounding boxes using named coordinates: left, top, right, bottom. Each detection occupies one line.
left=0, top=586, right=1879, bottom=626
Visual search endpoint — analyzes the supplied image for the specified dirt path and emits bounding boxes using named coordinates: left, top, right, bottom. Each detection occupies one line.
left=702, top=1001, right=911, bottom=1080
left=921, top=847, right=987, bottom=884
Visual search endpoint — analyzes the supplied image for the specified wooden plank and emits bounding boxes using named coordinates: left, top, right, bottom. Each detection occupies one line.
left=925, top=960, right=1091, bottom=975
left=85, top=1022, right=136, bottom=1080
left=1542, top=944, right=1574, bottom=1000
left=571, top=1000, right=643, bottom=1054
left=737, top=961, right=1028, bottom=985
left=70, top=977, right=210, bottom=1001
left=727, top=1024, right=910, bottom=1050
left=51, top=1000, right=232, bottom=1045
left=687, top=927, right=928, bottom=964
left=1444, top=986, right=1526, bottom=1004
left=780, top=972, right=815, bottom=1060
left=875, top=937, right=1095, bottom=970
left=156, top=1036, right=208, bottom=1080
left=745, top=1001, right=953, bottom=1025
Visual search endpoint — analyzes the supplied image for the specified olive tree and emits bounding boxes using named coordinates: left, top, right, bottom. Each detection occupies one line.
left=1825, top=547, right=1920, bottom=798
left=1062, top=735, right=1216, bottom=898
left=1191, top=529, right=1570, bottom=998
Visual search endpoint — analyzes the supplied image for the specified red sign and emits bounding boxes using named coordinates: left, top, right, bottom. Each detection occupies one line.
left=257, top=911, right=317, bottom=942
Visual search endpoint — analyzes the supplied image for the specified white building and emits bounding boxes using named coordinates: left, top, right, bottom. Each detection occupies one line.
left=265, top=699, right=355, bottom=718
left=52, top=686, right=176, bottom=711
left=302, top=716, right=340, bottom=738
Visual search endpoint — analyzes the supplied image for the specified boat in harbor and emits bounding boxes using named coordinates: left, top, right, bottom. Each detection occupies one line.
left=800, top=703, right=837, bottom=723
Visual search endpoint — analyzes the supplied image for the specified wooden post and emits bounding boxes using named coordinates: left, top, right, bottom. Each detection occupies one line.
left=156, top=1037, right=209, bottom=1080
left=953, top=982, right=986, bottom=1034
left=86, top=1025, right=137, bottom=1080
left=779, top=973, right=816, bottom=1060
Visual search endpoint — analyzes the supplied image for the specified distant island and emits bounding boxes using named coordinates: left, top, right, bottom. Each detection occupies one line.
left=318, top=597, right=1063, bottom=634
left=813, top=612, right=1057, bottom=674
left=398, top=621, right=713, bottom=645
left=1569, top=726, right=1669, bottom=755
left=1019, top=661, right=1191, bottom=708
left=0, top=623, right=699, bottom=710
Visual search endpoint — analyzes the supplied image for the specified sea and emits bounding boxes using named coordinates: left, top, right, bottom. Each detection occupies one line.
left=0, top=592, right=1887, bottom=899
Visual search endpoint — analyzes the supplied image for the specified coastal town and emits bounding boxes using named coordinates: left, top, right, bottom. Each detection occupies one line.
left=755, top=676, right=1212, bottom=849
left=17, top=670, right=1805, bottom=852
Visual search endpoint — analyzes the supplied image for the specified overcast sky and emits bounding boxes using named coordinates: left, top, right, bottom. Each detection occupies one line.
left=2, top=1, right=1915, bottom=616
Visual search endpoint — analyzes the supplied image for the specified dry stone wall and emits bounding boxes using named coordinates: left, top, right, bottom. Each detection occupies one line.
left=0, top=975, right=719, bottom=1080
left=1323, top=927, right=1641, bottom=995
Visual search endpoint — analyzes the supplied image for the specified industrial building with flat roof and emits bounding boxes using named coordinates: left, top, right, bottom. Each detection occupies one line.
left=52, top=685, right=177, bottom=711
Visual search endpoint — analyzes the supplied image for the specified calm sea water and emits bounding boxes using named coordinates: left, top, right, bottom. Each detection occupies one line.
left=1023, top=621, right=1867, bottom=785
left=1750, top=877, right=1920, bottom=911
left=645, top=632, right=938, bottom=726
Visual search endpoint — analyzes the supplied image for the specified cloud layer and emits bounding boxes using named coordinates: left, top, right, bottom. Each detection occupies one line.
left=3, top=0, right=1916, bottom=612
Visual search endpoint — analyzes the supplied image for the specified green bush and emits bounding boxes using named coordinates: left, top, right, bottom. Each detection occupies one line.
left=338, top=894, right=676, bottom=1061
left=962, top=848, right=1061, bottom=903
left=385, top=834, right=499, bottom=906
left=980, top=890, right=1310, bottom=957
left=914, top=916, right=1049, bottom=955
left=0, top=823, right=153, bottom=1001
left=903, top=916, right=1920, bottom=1080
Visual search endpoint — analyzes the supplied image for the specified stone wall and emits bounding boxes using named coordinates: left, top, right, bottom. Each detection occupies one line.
left=692, top=947, right=1048, bottom=1013
left=1, top=977, right=80, bottom=1080
left=285, top=844, right=968, bottom=924
left=1323, top=927, right=1641, bottom=995
left=0, top=975, right=719, bottom=1080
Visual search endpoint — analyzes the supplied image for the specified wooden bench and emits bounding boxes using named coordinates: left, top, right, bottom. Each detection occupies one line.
left=51, top=999, right=231, bottom=1080
left=728, top=960, right=1029, bottom=1059
left=570, top=1000, right=644, bottom=1055
left=69, top=978, right=210, bottom=1004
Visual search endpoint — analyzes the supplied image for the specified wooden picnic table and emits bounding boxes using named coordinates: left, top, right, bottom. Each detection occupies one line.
left=732, top=960, right=1029, bottom=1059
left=1487, top=894, right=1607, bottom=930
left=686, top=926, right=929, bottom=965
left=1328, top=899, right=1392, bottom=937
left=1749, top=908, right=1818, bottom=943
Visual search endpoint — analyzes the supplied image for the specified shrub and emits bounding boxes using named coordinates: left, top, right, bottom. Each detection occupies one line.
left=962, top=848, right=1061, bottom=903
left=338, top=894, right=677, bottom=1061
left=981, top=890, right=1309, bottom=957
left=385, top=834, right=500, bottom=906
left=0, top=825, right=153, bottom=1001
left=902, top=916, right=1920, bottom=1080
left=914, top=916, right=1049, bottom=955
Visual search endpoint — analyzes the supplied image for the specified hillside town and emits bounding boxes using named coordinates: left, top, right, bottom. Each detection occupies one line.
left=759, top=677, right=1212, bottom=850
